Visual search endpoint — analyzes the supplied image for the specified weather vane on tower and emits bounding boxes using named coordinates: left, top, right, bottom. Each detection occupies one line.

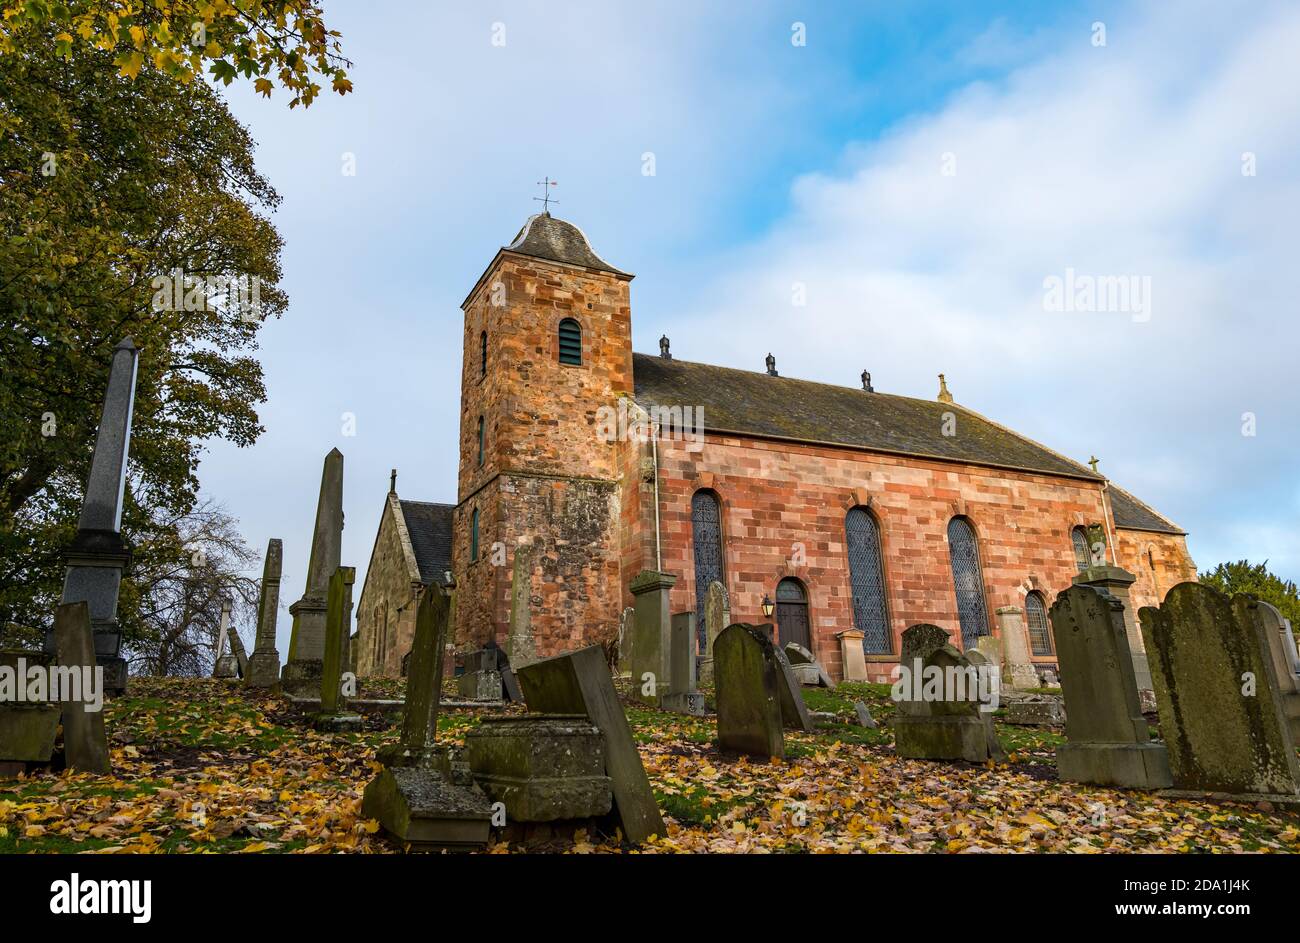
left=534, top=177, right=559, bottom=213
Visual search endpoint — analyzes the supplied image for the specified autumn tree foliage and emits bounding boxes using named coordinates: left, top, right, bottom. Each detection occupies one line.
left=0, top=25, right=288, bottom=645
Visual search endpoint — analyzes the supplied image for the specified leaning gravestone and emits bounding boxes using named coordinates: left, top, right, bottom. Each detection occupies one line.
left=246, top=539, right=283, bottom=688
left=362, top=583, right=492, bottom=851
left=1258, top=601, right=1300, bottom=741
left=892, top=623, right=1004, bottom=762
left=770, top=638, right=815, bottom=732
left=699, top=581, right=729, bottom=685
left=715, top=624, right=785, bottom=760
left=517, top=645, right=666, bottom=844
left=313, top=567, right=361, bottom=731
left=785, top=642, right=835, bottom=689
left=52, top=601, right=111, bottom=775
left=1141, top=582, right=1300, bottom=803
left=51, top=337, right=140, bottom=694
left=283, top=448, right=344, bottom=695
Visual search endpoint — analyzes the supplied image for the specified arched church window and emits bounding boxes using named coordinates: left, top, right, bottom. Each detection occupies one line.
left=558, top=318, right=582, bottom=365
left=470, top=508, right=480, bottom=562
left=947, top=516, right=990, bottom=649
left=691, top=490, right=724, bottom=655
left=1025, top=590, right=1053, bottom=656
left=480, top=330, right=487, bottom=378
left=477, top=415, right=485, bottom=467
left=846, top=506, right=890, bottom=654
left=1071, top=526, right=1091, bottom=572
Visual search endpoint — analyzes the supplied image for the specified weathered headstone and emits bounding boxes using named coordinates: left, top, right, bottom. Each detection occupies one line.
left=836, top=629, right=868, bottom=682
left=662, top=612, right=705, bottom=715
left=0, top=650, right=60, bottom=778
left=994, top=607, right=1040, bottom=690
left=52, top=602, right=111, bottom=774
left=246, top=538, right=283, bottom=688
left=314, top=567, right=360, bottom=730
left=506, top=541, right=538, bottom=668
left=1141, top=582, right=1300, bottom=802
left=212, top=598, right=238, bottom=679
left=458, top=646, right=505, bottom=701
left=615, top=606, right=636, bottom=679
left=1258, top=601, right=1300, bottom=740
left=517, top=645, right=666, bottom=844
left=1004, top=695, right=1066, bottom=727
left=770, top=638, right=815, bottom=732
left=699, top=581, right=729, bottom=685
left=714, top=624, right=785, bottom=760
left=283, top=448, right=344, bottom=695
left=362, top=582, right=492, bottom=851
left=466, top=715, right=612, bottom=823
left=50, top=337, right=140, bottom=694
left=1075, top=565, right=1151, bottom=693
left=785, top=642, right=835, bottom=689
left=628, top=570, right=675, bottom=705
left=891, top=623, right=1005, bottom=762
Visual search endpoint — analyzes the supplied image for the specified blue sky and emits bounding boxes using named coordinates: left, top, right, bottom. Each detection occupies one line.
left=198, top=0, right=1300, bottom=646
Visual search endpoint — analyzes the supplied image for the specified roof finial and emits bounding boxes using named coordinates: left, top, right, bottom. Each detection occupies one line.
left=1088, top=455, right=1100, bottom=473
left=937, top=373, right=953, bottom=404
left=533, top=177, right=558, bottom=214
left=765, top=353, right=778, bottom=377
left=861, top=370, right=874, bottom=392
left=389, top=468, right=397, bottom=494
left=659, top=335, right=672, bottom=359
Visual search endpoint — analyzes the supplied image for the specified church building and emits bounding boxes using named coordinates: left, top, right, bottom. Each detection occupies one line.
left=356, top=212, right=1196, bottom=681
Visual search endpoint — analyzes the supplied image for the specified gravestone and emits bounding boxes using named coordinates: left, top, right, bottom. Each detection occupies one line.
left=994, top=607, right=1040, bottom=690
left=714, top=624, right=785, bottom=760
left=0, top=650, right=60, bottom=778
left=615, top=606, right=636, bottom=679
left=517, top=645, right=666, bottom=844
left=283, top=448, right=344, bottom=696
left=1050, top=585, right=1170, bottom=787
left=212, top=598, right=238, bottom=679
left=853, top=700, right=877, bottom=729
left=784, top=642, right=835, bottom=689
left=466, top=715, right=612, bottom=823
left=836, top=629, right=867, bottom=682
left=50, top=337, right=140, bottom=694
left=699, top=581, right=729, bottom=685
left=1075, top=565, right=1151, bottom=693
left=362, top=582, right=492, bottom=851
left=662, top=612, right=705, bottom=715
left=506, top=541, right=537, bottom=668
left=628, top=570, right=675, bottom=705
left=891, top=623, right=1005, bottom=762
left=52, top=601, right=111, bottom=774
left=1258, top=601, right=1300, bottom=740
left=246, top=539, right=283, bottom=688
left=1141, top=582, right=1300, bottom=802
left=770, top=637, right=815, bottom=732
left=458, top=646, right=505, bottom=701
left=314, top=567, right=360, bottom=731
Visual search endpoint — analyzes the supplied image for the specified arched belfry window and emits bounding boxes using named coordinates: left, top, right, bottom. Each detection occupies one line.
left=845, top=507, right=890, bottom=654
left=558, top=318, right=582, bottom=365
left=1025, top=590, right=1053, bottom=656
left=947, top=516, right=989, bottom=649
left=1071, top=526, right=1091, bottom=572
left=480, top=330, right=487, bottom=378
left=691, top=490, right=724, bottom=654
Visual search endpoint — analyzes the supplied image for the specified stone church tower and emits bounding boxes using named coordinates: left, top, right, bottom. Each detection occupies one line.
left=452, top=212, right=635, bottom=655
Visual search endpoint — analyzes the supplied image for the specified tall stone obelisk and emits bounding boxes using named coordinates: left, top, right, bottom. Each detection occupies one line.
left=246, top=538, right=283, bottom=688
left=282, top=449, right=344, bottom=696
left=52, top=337, right=139, bottom=694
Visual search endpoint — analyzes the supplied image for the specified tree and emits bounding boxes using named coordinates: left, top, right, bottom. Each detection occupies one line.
left=0, top=0, right=350, bottom=107
left=0, top=27, right=286, bottom=641
left=1199, top=559, right=1300, bottom=630
left=128, top=500, right=259, bottom=677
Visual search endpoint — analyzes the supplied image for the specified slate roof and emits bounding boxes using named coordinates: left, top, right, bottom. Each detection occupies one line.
left=398, top=500, right=455, bottom=586
left=632, top=354, right=1103, bottom=481
left=504, top=213, right=629, bottom=276
left=1107, top=484, right=1185, bottom=535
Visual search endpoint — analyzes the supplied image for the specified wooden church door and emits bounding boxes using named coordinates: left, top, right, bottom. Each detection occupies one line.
left=775, top=578, right=810, bottom=650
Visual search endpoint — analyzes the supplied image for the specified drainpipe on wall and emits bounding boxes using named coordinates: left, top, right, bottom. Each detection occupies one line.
left=651, top=417, right=662, bottom=572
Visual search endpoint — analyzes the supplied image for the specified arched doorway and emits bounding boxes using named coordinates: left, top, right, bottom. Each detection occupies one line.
left=775, top=578, right=810, bottom=650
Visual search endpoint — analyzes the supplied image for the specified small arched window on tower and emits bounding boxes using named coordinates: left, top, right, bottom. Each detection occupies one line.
left=1071, top=526, right=1091, bottom=572
left=1025, top=590, right=1053, bottom=656
left=558, top=318, right=582, bottom=366
left=476, top=415, right=485, bottom=467
left=470, top=507, right=480, bottom=562
left=480, top=330, right=487, bottom=378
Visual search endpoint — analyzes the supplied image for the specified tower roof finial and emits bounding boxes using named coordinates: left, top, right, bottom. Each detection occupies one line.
left=533, top=177, right=558, bottom=215
left=937, top=373, right=953, bottom=404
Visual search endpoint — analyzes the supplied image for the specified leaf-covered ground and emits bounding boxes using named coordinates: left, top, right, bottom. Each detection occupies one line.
left=3, top=677, right=1299, bottom=853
